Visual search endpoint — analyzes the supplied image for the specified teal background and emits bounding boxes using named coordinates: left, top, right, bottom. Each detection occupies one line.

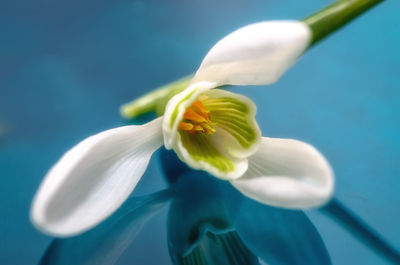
left=0, top=0, right=399, bottom=264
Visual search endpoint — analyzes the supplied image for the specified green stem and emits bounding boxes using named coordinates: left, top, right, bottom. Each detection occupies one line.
left=121, top=0, right=384, bottom=119
left=120, top=75, right=191, bottom=118
left=304, top=0, right=384, bottom=46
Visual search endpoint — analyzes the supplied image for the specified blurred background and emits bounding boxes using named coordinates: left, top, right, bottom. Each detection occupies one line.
left=0, top=0, right=399, bottom=264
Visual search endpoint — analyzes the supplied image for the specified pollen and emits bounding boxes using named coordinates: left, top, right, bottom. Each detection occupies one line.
left=179, top=99, right=215, bottom=135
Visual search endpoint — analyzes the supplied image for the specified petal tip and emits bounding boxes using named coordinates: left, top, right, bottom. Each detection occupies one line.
left=193, top=20, right=311, bottom=86
left=231, top=137, right=335, bottom=209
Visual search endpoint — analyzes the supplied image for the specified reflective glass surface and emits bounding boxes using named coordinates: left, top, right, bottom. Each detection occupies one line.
left=1, top=0, right=399, bottom=264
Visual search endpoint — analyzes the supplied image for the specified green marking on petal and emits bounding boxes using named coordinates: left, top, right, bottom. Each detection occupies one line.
left=179, top=131, right=235, bottom=173
left=169, top=90, right=197, bottom=129
left=202, top=97, right=257, bottom=149
left=170, top=88, right=259, bottom=178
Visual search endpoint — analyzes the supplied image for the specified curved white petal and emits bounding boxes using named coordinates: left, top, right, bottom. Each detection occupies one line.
left=230, top=137, right=334, bottom=209
left=31, top=117, right=163, bottom=237
left=192, top=21, right=311, bottom=86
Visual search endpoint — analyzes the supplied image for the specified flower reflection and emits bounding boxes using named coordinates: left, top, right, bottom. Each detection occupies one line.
left=39, top=150, right=399, bottom=265
left=164, top=150, right=331, bottom=265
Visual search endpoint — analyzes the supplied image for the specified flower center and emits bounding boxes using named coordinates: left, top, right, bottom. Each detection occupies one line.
left=178, top=99, right=215, bottom=135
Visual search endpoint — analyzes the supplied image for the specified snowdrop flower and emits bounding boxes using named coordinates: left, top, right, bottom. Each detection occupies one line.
left=31, top=21, right=334, bottom=237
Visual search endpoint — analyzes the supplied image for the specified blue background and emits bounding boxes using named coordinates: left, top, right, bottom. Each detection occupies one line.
left=0, top=0, right=399, bottom=264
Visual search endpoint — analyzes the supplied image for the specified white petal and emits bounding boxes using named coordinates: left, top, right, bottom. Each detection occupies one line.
left=31, top=117, right=163, bottom=237
left=191, top=21, right=311, bottom=86
left=230, top=137, right=334, bottom=209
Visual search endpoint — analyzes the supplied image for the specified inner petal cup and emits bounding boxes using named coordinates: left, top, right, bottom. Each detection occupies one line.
left=165, top=85, right=261, bottom=180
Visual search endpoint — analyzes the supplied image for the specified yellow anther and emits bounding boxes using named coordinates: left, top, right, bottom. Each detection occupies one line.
left=179, top=99, right=215, bottom=135
left=183, top=108, right=207, bottom=124
left=178, top=122, right=194, bottom=131
left=193, top=125, right=204, bottom=132
left=191, top=100, right=210, bottom=120
left=201, top=123, right=215, bottom=135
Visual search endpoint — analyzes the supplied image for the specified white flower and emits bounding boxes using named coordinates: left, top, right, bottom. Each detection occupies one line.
left=31, top=21, right=334, bottom=237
